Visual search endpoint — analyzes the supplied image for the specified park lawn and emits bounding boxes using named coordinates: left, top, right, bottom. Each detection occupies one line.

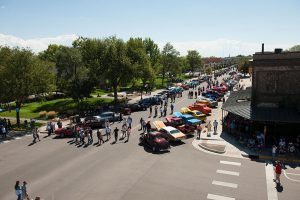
left=0, top=97, right=113, bottom=119
left=90, top=89, right=110, bottom=96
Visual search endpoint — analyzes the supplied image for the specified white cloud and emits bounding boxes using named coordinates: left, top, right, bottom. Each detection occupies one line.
left=0, top=33, right=294, bottom=57
left=157, top=39, right=293, bottom=57
left=0, top=33, right=78, bottom=53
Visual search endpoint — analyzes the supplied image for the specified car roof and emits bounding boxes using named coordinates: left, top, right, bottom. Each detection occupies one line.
left=101, top=112, right=113, bottom=114
left=162, top=126, right=177, bottom=132
left=182, top=114, right=193, bottom=118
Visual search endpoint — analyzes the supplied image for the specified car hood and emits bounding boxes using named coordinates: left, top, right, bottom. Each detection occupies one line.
left=172, top=132, right=186, bottom=139
left=154, top=138, right=168, bottom=144
left=188, top=119, right=201, bottom=124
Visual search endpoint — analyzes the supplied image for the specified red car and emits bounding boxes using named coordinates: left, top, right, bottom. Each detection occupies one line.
left=55, top=125, right=75, bottom=138
left=212, top=86, right=228, bottom=93
left=165, top=117, right=196, bottom=135
left=139, top=131, right=170, bottom=152
left=188, top=103, right=212, bottom=115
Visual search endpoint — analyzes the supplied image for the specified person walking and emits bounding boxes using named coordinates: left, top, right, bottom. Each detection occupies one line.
left=160, top=106, right=163, bottom=117
left=80, top=128, right=85, bottom=145
left=1, top=126, right=6, bottom=138
left=146, top=121, right=151, bottom=134
left=121, top=123, right=127, bottom=139
left=21, top=181, right=29, bottom=200
left=105, top=126, right=111, bottom=141
left=140, top=117, right=143, bottom=130
left=88, top=128, right=93, bottom=144
left=35, top=128, right=40, bottom=142
left=154, top=105, right=158, bottom=117
left=127, top=115, right=132, bottom=128
left=213, top=120, right=218, bottom=133
left=142, top=120, right=147, bottom=134
left=170, top=103, right=174, bottom=114
left=15, top=181, right=22, bottom=200
left=32, top=129, right=37, bottom=143
left=126, top=127, right=131, bottom=142
left=149, top=106, right=152, bottom=117
left=113, top=127, right=119, bottom=143
left=196, top=124, right=202, bottom=139
left=97, top=129, right=104, bottom=145
left=274, top=161, right=282, bottom=185
left=163, top=105, right=167, bottom=117
left=122, top=117, right=127, bottom=126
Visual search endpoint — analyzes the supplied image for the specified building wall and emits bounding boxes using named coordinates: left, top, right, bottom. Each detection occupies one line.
left=252, top=52, right=300, bottom=108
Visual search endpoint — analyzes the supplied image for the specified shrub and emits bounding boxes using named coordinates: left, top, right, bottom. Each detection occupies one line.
left=47, top=111, right=56, bottom=119
left=39, top=111, right=47, bottom=118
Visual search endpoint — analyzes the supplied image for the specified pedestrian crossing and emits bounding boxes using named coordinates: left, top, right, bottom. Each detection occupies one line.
left=207, top=160, right=242, bottom=200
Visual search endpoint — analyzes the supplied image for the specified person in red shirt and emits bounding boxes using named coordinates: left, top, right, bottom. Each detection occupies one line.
left=274, top=161, right=282, bottom=184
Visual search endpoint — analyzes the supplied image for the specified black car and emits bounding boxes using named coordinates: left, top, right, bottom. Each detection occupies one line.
left=127, top=103, right=147, bottom=112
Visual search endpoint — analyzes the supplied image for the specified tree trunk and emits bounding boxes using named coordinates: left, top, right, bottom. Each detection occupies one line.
left=16, top=102, right=21, bottom=127
left=113, top=81, right=118, bottom=105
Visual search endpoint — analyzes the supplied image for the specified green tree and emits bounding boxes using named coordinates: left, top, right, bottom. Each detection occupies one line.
left=289, top=45, right=300, bottom=52
left=186, top=50, right=203, bottom=76
left=143, top=38, right=161, bottom=71
left=0, top=47, right=55, bottom=125
left=236, top=57, right=250, bottom=76
left=161, top=43, right=180, bottom=87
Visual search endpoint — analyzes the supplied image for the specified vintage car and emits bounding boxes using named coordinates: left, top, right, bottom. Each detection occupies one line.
left=194, top=98, right=210, bottom=106
left=181, top=107, right=206, bottom=121
left=196, top=96, right=218, bottom=108
left=152, top=120, right=167, bottom=131
left=139, top=131, right=170, bottom=152
left=165, top=117, right=196, bottom=135
left=55, top=125, right=75, bottom=138
left=188, top=103, right=212, bottom=115
left=159, top=126, right=186, bottom=142
left=172, top=112, right=201, bottom=125
left=212, top=86, right=228, bottom=93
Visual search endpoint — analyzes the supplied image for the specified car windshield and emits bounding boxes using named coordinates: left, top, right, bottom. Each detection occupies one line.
left=155, top=135, right=163, bottom=139
left=195, top=111, right=202, bottom=115
left=170, top=129, right=180, bottom=134
left=185, top=116, right=193, bottom=120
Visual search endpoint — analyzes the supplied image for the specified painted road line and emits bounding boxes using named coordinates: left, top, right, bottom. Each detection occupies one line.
left=217, top=169, right=240, bottom=176
left=220, top=160, right=241, bottom=166
left=284, top=170, right=300, bottom=182
left=212, top=180, right=238, bottom=188
left=207, top=193, right=235, bottom=200
left=265, top=162, right=278, bottom=200
left=286, top=172, right=300, bottom=176
left=15, top=137, right=22, bottom=140
left=2, top=140, right=10, bottom=143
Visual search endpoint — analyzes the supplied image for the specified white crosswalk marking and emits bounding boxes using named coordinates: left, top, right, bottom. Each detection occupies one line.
left=15, top=137, right=22, bottom=140
left=3, top=140, right=10, bottom=143
left=217, top=169, right=239, bottom=176
left=212, top=180, right=238, bottom=188
left=265, top=163, right=278, bottom=200
left=220, top=160, right=241, bottom=166
left=207, top=193, right=235, bottom=200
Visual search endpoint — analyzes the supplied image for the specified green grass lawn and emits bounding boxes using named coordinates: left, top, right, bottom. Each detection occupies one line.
left=90, top=89, right=110, bottom=96
left=0, top=97, right=113, bottom=119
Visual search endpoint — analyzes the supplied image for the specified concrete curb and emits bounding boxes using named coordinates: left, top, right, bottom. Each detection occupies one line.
left=198, top=143, right=226, bottom=154
left=241, top=153, right=300, bottom=164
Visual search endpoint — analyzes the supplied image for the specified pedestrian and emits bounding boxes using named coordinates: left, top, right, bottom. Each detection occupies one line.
left=114, top=127, right=119, bottom=143
left=195, top=91, right=197, bottom=98
left=142, top=120, right=147, bottom=134
left=47, top=122, right=51, bottom=136
left=170, top=103, right=174, bottom=114
left=127, top=115, right=132, bottom=128
left=80, top=128, right=85, bottom=145
left=119, top=112, right=123, bottom=122
left=272, top=145, right=277, bottom=161
left=196, top=124, right=202, bottom=139
left=122, top=123, right=127, bottom=138
left=140, top=117, right=143, bottom=130
left=122, top=117, right=127, bottom=126
left=7, top=119, right=11, bottom=129
left=32, top=129, right=37, bottom=143
left=213, top=120, right=218, bottom=133
left=74, top=126, right=79, bottom=142
left=223, top=97, right=225, bottom=104
left=149, top=106, right=152, bottom=117
left=163, top=106, right=167, bottom=117
left=126, top=127, right=131, bottom=142
left=160, top=99, right=163, bottom=107
left=154, top=105, right=158, bottom=117
left=88, top=128, right=93, bottom=144
left=274, top=161, right=282, bottom=185
left=97, top=129, right=104, bottom=145
left=21, top=181, right=29, bottom=200
left=146, top=121, right=151, bottom=134
left=15, top=181, right=22, bottom=200
left=105, top=126, right=111, bottom=141
left=35, top=128, right=40, bottom=142
left=1, top=125, right=6, bottom=138
left=160, top=106, right=163, bottom=117
left=105, top=120, right=110, bottom=128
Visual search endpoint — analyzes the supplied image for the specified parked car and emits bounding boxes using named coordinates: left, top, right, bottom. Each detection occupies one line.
left=188, top=103, right=212, bottom=115
left=55, top=125, right=75, bottom=138
left=196, top=96, right=218, bottom=108
left=194, top=99, right=210, bottom=106
left=98, top=111, right=121, bottom=126
left=180, top=107, right=206, bottom=121
left=127, top=103, right=147, bottom=112
left=212, top=86, right=228, bottom=94
left=159, top=126, right=186, bottom=142
left=172, top=112, right=201, bottom=125
left=165, top=117, right=196, bottom=135
left=81, top=116, right=103, bottom=128
left=139, top=131, right=170, bottom=152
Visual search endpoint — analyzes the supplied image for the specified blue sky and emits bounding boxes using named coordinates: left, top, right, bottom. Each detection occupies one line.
left=0, top=0, right=299, bottom=56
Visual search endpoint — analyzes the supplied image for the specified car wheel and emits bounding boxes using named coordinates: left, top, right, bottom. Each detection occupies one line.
left=152, top=146, right=157, bottom=152
left=60, top=133, right=65, bottom=138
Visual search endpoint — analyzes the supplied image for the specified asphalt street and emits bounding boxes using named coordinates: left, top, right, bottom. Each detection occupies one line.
left=1, top=74, right=299, bottom=200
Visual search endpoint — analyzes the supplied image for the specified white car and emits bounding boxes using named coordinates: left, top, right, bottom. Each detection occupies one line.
left=159, top=126, right=186, bottom=142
